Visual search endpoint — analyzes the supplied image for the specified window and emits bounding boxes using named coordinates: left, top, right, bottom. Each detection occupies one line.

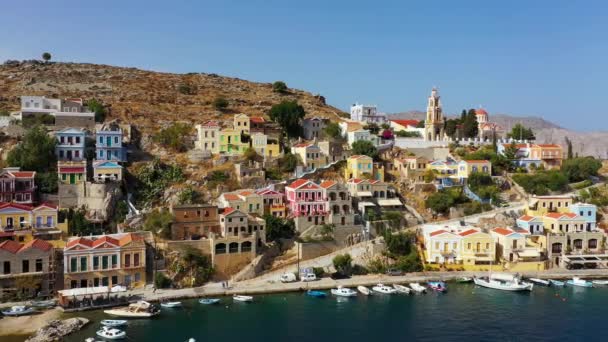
left=71, top=280, right=78, bottom=288
left=111, top=276, right=118, bottom=286
left=94, top=278, right=100, bottom=286
left=75, top=150, right=80, bottom=158
left=3, top=261, right=10, bottom=274
left=93, top=256, right=99, bottom=270
left=467, top=243, right=471, bottom=250
left=125, top=254, right=131, bottom=267
left=99, top=137, right=103, bottom=144
left=134, top=253, right=140, bottom=267
left=35, top=259, right=42, bottom=272
left=102, top=255, right=109, bottom=269
left=70, top=258, right=77, bottom=272
left=99, top=150, right=104, bottom=157
left=80, top=257, right=87, bottom=272
left=114, top=137, right=119, bottom=144
left=135, top=273, right=141, bottom=282
left=76, top=137, right=81, bottom=144
left=112, top=255, right=118, bottom=268
left=102, top=277, right=109, bottom=286
left=22, top=260, right=29, bottom=273
left=435, top=242, right=439, bottom=250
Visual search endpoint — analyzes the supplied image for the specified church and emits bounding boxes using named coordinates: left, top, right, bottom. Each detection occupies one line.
left=424, top=88, right=445, bottom=141
left=474, top=108, right=505, bottom=140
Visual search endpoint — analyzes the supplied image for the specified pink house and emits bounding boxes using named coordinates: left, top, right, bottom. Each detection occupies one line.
left=285, top=179, right=328, bottom=217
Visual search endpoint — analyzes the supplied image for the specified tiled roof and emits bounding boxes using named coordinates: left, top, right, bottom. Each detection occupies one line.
left=288, top=179, right=311, bottom=189
left=222, top=207, right=237, bottom=216
left=430, top=230, right=448, bottom=237
left=33, top=203, right=58, bottom=210
left=513, top=227, right=530, bottom=235
left=66, top=233, right=140, bottom=250
left=0, top=239, right=52, bottom=253
left=463, top=160, right=490, bottom=164
left=202, top=120, right=219, bottom=127
left=518, top=215, right=536, bottom=222
left=0, top=202, right=33, bottom=211
left=222, top=193, right=240, bottom=201
left=256, top=189, right=281, bottom=196
left=319, top=180, right=337, bottom=189
left=250, top=117, right=265, bottom=123
left=390, top=119, right=419, bottom=127
left=0, top=240, right=23, bottom=253
left=237, top=190, right=254, bottom=196
left=536, top=144, right=561, bottom=148
left=293, top=142, right=313, bottom=148
left=11, top=171, right=35, bottom=178
left=347, top=178, right=365, bottom=184
left=545, top=213, right=566, bottom=219
left=59, top=167, right=85, bottom=173
left=475, top=108, right=488, bottom=115
left=349, top=155, right=371, bottom=160
left=493, top=227, right=515, bottom=236
left=458, top=229, right=479, bottom=237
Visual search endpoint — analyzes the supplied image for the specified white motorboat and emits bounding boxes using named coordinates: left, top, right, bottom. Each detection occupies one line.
left=104, top=300, right=160, bottom=318
left=233, top=295, right=253, bottom=302
left=1, top=305, right=35, bottom=316
left=372, top=284, right=396, bottom=294
left=409, top=283, right=427, bottom=293
left=330, top=286, right=357, bottom=297
left=393, top=284, right=411, bottom=294
left=30, top=299, right=56, bottom=308
left=529, top=278, right=551, bottom=286
left=474, top=273, right=533, bottom=292
left=160, top=301, right=182, bottom=308
left=592, top=280, right=608, bottom=286
left=566, top=277, right=593, bottom=288
left=100, top=320, right=128, bottom=327
left=96, top=326, right=126, bottom=340
left=357, top=285, right=371, bottom=295
left=549, top=279, right=565, bottom=287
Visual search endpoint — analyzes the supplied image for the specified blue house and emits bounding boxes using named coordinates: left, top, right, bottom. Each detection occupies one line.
left=55, top=128, right=86, bottom=161
left=516, top=215, right=544, bottom=234
left=570, top=203, right=597, bottom=230
left=96, top=129, right=126, bottom=162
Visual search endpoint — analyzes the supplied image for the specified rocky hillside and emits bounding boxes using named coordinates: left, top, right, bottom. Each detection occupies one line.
left=0, top=60, right=345, bottom=140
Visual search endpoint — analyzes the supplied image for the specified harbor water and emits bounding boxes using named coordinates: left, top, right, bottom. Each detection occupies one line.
left=50, top=283, right=608, bottom=341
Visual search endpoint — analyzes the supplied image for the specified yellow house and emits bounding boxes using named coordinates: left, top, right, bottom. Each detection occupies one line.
left=233, top=114, right=250, bottom=134
left=530, top=144, right=563, bottom=169
left=93, top=161, right=123, bottom=182
left=542, top=212, right=587, bottom=233
left=526, top=195, right=573, bottom=216
left=58, top=161, right=86, bottom=185
left=344, top=155, right=384, bottom=181
left=293, top=141, right=328, bottom=172
left=458, top=228, right=496, bottom=265
left=219, top=128, right=249, bottom=155
left=218, top=189, right=264, bottom=216
left=0, top=203, right=67, bottom=247
left=458, top=160, right=492, bottom=179
left=251, top=132, right=281, bottom=159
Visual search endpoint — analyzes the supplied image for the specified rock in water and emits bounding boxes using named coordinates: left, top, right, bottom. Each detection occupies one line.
left=26, top=317, right=90, bottom=342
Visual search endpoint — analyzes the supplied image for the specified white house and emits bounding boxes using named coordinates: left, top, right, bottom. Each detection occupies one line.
left=347, top=129, right=380, bottom=147
left=350, top=103, right=386, bottom=124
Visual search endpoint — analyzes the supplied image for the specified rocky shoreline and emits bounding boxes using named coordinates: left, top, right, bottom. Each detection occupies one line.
left=25, top=317, right=89, bottom=342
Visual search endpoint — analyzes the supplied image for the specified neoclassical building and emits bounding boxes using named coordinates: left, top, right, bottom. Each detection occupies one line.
left=424, top=88, right=445, bottom=141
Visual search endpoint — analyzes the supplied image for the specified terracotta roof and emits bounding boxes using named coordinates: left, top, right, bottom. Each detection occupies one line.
left=11, top=171, right=35, bottom=178
left=545, top=213, right=565, bottom=219
left=237, top=190, right=254, bottom=196
left=535, top=144, right=561, bottom=148
left=222, top=207, right=237, bottom=216
left=222, top=193, right=240, bottom=201
left=518, top=215, right=536, bottom=222
left=288, top=179, right=311, bottom=189
left=250, top=117, right=265, bottom=123
left=492, top=227, right=515, bottom=236
left=562, top=212, right=579, bottom=219
left=319, top=180, right=337, bottom=189
left=34, top=203, right=58, bottom=210
left=347, top=178, right=365, bottom=184
left=66, top=233, right=140, bottom=250
left=458, top=229, right=479, bottom=237
left=202, top=120, right=219, bottom=127
left=513, top=228, right=530, bottom=235
left=0, top=240, right=23, bottom=253
left=92, top=236, right=120, bottom=248
left=0, top=202, right=33, bottom=211
left=475, top=108, right=488, bottom=115
left=0, top=239, right=52, bottom=253
left=430, top=230, right=448, bottom=237
left=464, top=160, right=490, bottom=164
left=59, top=167, right=85, bottom=173
left=293, top=142, right=313, bottom=148
left=390, top=119, right=419, bottom=127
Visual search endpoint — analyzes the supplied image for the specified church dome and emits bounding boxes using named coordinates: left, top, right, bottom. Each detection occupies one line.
left=475, top=108, right=488, bottom=116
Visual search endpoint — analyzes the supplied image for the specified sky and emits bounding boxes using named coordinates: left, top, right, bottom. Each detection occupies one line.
left=1, top=0, right=607, bottom=131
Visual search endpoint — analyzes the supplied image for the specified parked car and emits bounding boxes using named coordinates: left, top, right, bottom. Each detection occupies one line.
left=301, top=273, right=317, bottom=282
left=386, top=269, right=403, bottom=276
left=280, top=273, right=297, bottom=283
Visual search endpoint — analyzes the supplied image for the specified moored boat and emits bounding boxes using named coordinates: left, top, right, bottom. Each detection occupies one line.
left=357, top=286, right=371, bottom=296
left=529, top=278, right=551, bottom=286
left=96, top=326, right=126, bottom=340
left=592, top=280, right=608, bottom=286
left=1, top=305, right=35, bottom=316
left=100, top=320, right=128, bottom=327
left=104, top=300, right=160, bottom=318
left=331, top=286, right=357, bottom=297
left=455, top=277, right=473, bottom=283
left=393, top=284, right=411, bottom=294
left=30, top=299, right=56, bottom=308
left=428, top=281, right=447, bottom=292
left=409, top=283, right=427, bottom=293
left=233, top=295, right=254, bottom=302
left=549, top=279, right=565, bottom=287
left=566, top=277, right=593, bottom=288
left=473, top=273, right=533, bottom=292
left=199, top=298, right=221, bottom=305
left=306, top=290, right=327, bottom=298
left=372, top=284, right=396, bottom=294
left=160, top=301, right=182, bottom=308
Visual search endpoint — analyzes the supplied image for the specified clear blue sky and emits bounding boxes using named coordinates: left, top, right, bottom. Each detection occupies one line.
left=1, top=0, right=606, bottom=131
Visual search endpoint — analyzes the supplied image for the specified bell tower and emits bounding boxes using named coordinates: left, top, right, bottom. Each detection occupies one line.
left=424, top=87, right=445, bottom=141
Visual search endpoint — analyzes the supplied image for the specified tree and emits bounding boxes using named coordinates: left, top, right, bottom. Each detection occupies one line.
left=502, top=142, right=519, bottom=160
left=382, top=211, right=404, bottom=233
left=153, top=123, right=192, bottom=152
left=507, top=123, right=535, bottom=141
left=35, top=171, right=58, bottom=193
left=278, top=153, right=299, bottom=173
left=416, top=120, right=425, bottom=128
left=444, top=119, right=459, bottom=139
left=565, top=136, right=573, bottom=159
left=380, top=123, right=390, bottom=130
left=323, top=122, right=342, bottom=140
left=268, top=100, right=305, bottom=138
left=332, top=253, right=353, bottom=276
left=562, top=157, right=602, bottom=182
left=213, top=96, right=229, bottom=111
left=264, top=215, right=295, bottom=242
left=272, top=81, right=288, bottom=93
left=425, top=191, right=455, bottom=214
left=42, top=52, right=51, bottom=63
left=178, top=83, right=196, bottom=95
left=364, top=123, right=380, bottom=135
left=243, top=147, right=261, bottom=162
left=87, top=98, right=107, bottom=122
left=65, top=209, right=100, bottom=236
left=423, top=169, right=436, bottom=183
left=384, top=232, right=414, bottom=257
left=143, top=209, right=173, bottom=239
left=7, top=126, right=56, bottom=172
left=351, top=140, right=378, bottom=159
left=462, top=109, right=479, bottom=138
left=177, top=186, right=198, bottom=205
left=319, top=224, right=335, bottom=239
left=154, top=272, right=172, bottom=289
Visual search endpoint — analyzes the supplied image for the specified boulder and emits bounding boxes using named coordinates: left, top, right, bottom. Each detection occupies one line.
left=26, top=317, right=90, bottom=342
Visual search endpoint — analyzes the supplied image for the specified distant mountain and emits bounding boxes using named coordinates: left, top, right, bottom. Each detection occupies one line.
left=388, top=111, right=607, bottom=159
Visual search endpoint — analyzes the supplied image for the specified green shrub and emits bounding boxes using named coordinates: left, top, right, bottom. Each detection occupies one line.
left=153, top=123, right=192, bottom=152
left=154, top=272, right=172, bottom=289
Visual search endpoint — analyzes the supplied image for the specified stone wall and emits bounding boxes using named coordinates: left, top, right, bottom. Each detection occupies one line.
left=297, top=241, right=341, bottom=261
left=58, top=182, right=122, bottom=221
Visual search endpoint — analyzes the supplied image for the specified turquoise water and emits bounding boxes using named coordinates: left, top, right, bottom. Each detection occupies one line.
left=58, top=283, right=607, bottom=341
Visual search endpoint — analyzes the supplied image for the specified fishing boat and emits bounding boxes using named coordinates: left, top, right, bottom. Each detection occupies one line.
left=357, top=286, right=371, bottom=295
left=30, top=299, right=56, bottom=308
left=372, top=284, right=396, bottom=294
left=393, top=284, right=411, bottom=294
left=104, top=300, right=160, bottom=318
left=1, top=305, right=35, bottom=316
left=199, top=298, right=221, bottom=305
left=160, top=301, right=182, bottom=308
left=96, top=326, right=126, bottom=340
left=473, top=273, right=533, bottom=292
left=306, top=290, right=327, bottom=298
left=549, top=279, right=565, bottom=287
left=566, top=277, right=593, bottom=288
left=529, top=278, right=551, bottom=286
left=330, top=286, right=357, bottom=297
left=428, top=281, right=447, bottom=293
left=100, top=320, right=128, bottom=327
left=233, top=295, right=254, bottom=302
left=592, top=280, right=608, bottom=286
left=409, top=283, right=427, bottom=293
left=455, top=277, right=473, bottom=283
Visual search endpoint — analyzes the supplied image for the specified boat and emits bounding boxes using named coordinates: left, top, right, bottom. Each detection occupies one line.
left=233, top=295, right=254, bottom=302
left=199, top=298, right=221, bottom=305
left=357, top=286, right=371, bottom=295
left=393, top=284, right=411, bottom=294
left=473, top=273, right=533, bottom=292
left=455, top=277, right=473, bottom=283
left=372, top=284, right=396, bottom=294
left=306, top=290, right=327, bottom=298
left=30, top=299, right=56, bottom=308
left=529, top=278, right=551, bottom=286
left=1, top=305, right=35, bottom=316
left=160, top=301, right=182, bottom=308
left=549, top=279, right=565, bottom=287
left=187, top=339, right=196, bottom=342
left=330, top=286, right=357, bottom=297
left=409, top=283, right=427, bottom=293
left=100, top=320, right=128, bottom=327
left=566, top=277, right=593, bottom=288
left=96, top=326, right=126, bottom=340
left=104, top=300, right=160, bottom=318
left=428, top=281, right=447, bottom=292
left=592, top=280, right=608, bottom=286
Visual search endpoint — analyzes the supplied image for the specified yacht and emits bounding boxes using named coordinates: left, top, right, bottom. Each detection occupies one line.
left=409, top=283, right=427, bottom=293
left=100, top=320, right=128, bottom=327
left=592, top=280, right=608, bottom=286
left=566, top=277, right=593, bottom=288
left=549, top=279, right=565, bottom=287
left=473, top=273, right=533, bottom=292
left=372, top=284, right=396, bottom=294
left=1, top=305, right=35, bottom=316
left=330, top=286, right=357, bottom=297
left=160, top=301, right=182, bottom=308
left=104, top=301, right=160, bottom=318
left=96, top=326, right=126, bottom=340
left=233, top=295, right=254, bottom=302
left=528, top=278, right=550, bottom=286
left=357, top=286, right=371, bottom=296
left=393, top=284, right=411, bottom=294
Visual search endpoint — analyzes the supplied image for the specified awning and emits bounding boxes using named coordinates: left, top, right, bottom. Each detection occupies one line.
left=58, top=285, right=126, bottom=297
left=356, top=191, right=373, bottom=197
left=517, top=249, right=540, bottom=258
left=378, top=199, right=403, bottom=206
left=359, top=202, right=376, bottom=207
